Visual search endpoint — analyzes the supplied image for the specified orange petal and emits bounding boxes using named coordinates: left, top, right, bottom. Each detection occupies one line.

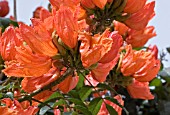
left=19, top=22, right=58, bottom=57
left=3, top=46, right=52, bottom=77
left=113, top=21, right=129, bottom=36
left=0, top=26, right=22, bottom=61
left=58, top=75, right=79, bottom=93
left=92, top=0, right=107, bottom=9
left=21, top=67, right=60, bottom=92
left=124, top=0, right=147, bottom=14
left=81, top=0, right=95, bottom=9
left=127, top=80, right=154, bottom=99
left=54, top=6, right=79, bottom=48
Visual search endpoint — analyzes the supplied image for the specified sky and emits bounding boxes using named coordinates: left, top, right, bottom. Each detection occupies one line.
left=6, top=0, right=170, bottom=67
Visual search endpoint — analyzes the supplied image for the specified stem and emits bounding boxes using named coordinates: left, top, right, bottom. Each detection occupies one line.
left=14, top=0, right=17, bottom=20
left=31, top=98, right=54, bottom=109
left=18, top=68, right=73, bottom=102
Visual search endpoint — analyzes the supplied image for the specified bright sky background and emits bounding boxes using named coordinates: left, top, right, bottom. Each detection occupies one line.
left=6, top=0, right=170, bottom=67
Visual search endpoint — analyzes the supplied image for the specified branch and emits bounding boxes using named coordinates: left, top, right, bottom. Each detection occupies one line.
left=18, top=68, right=73, bottom=102
left=14, top=0, right=17, bottom=20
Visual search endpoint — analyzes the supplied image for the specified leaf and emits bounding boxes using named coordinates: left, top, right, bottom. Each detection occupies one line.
left=46, top=92, right=63, bottom=101
left=74, top=105, right=92, bottom=115
left=53, top=99, right=67, bottom=107
left=97, top=83, right=116, bottom=93
left=76, top=72, right=85, bottom=90
left=78, top=86, right=92, bottom=101
left=68, top=90, right=80, bottom=99
left=0, top=18, right=18, bottom=32
left=67, top=98, right=86, bottom=107
left=150, top=78, right=162, bottom=87
left=106, top=104, right=118, bottom=115
left=104, top=96, right=123, bottom=108
left=88, top=97, right=103, bottom=115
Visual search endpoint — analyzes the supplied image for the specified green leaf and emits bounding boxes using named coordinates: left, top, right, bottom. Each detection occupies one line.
left=53, top=99, right=67, bottom=107
left=0, top=93, right=3, bottom=98
left=46, top=92, right=63, bottom=101
left=76, top=72, right=85, bottom=90
left=67, top=98, right=86, bottom=107
left=88, top=97, right=103, bottom=115
left=0, top=18, right=18, bottom=32
left=150, top=78, right=162, bottom=87
left=105, top=97, right=123, bottom=108
left=78, top=86, right=92, bottom=101
left=74, top=105, right=92, bottom=115
left=106, top=104, right=118, bottom=115
left=68, top=90, right=80, bottom=99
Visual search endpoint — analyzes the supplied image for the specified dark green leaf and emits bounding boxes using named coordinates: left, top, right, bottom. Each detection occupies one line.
left=88, top=97, right=103, bottom=115
left=46, top=92, right=63, bottom=101
left=150, top=78, right=162, bottom=87
left=0, top=18, right=18, bottom=32
left=78, top=86, right=92, bottom=101
left=68, top=90, right=80, bottom=99
left=106, top=104, right=118, bottom=115
left=76, top=72, right=85, bottom=90
left=67, top=98, right=86, bottom=107
left=167, top=47, right=170, bottom=54
left=75, top=105, right=92, bottom=115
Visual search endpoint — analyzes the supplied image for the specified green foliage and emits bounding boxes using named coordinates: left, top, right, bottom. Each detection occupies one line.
left=106, top=104, right=118, bottom=115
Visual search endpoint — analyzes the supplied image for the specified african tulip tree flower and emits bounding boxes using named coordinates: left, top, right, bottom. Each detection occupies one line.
left=121, top=45, right=160, bottom=82
left=124, top=0, right=147, bottom=14
left=79, top=29, right=113, bottom=68
left=125, top=1, right=155, bottom=30
left=81, top=0, right=95, bottom=9
left=127, top=79, right=154, bottom=99
left=0, top=98, right=39, bottom=115
left=92, top=0, right=107, bottom=9
left=147, top=45, right=158, bottom=59
left=0, top=26, right=23, bottom=61
left=126, top=26, right=156, bottom=48
left=113, top=20, right=129, bottom=36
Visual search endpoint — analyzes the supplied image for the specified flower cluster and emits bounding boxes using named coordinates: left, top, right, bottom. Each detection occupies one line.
left=0, top=0, right=160, bottom=115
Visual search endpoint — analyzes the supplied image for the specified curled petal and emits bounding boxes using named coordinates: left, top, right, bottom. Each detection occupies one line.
left=92, top=56, right=119, bottom=82
left=81, top=0, right=95, bottom=9
left=19, top=22, right=58, bottom=57
left=124, top=0, right=147, bottom=13
left=58, top=75, right=79, bottom=93
left=100, top=31, right=123, bottom=63
left=113, top=21, right=129, bottom=35
left=3, top=46, right=52, bottom=77
left=126, top=26, right=156, bottom=48
left=127, top=80, right=154, bottom=99
left=21, top=67, right=60, bottom=92
left=0, top=26, right=22, bottom=61
left=79, top=29, right=113, bottom=67
left=125, top=1, right=155, bottom=30
left=147, top=45, right=158, bottom=59
left=54, top=6, right=79, bottom=48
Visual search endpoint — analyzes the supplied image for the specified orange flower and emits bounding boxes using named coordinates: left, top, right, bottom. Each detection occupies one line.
left=92, top=0, right=107, bottom=9
left=58, top=75, right=79, bottom=93
left=126, top=26, right=156, bottom=48
left=125, top=1, right=155, bottom=30
left=121, top=45, right=160, bottom=82
left=39, top=8, right=51, bottom=21
left=19, top=21, right=58, bottom=57
left=113, top=20, right=129, bottom=36
left=54, top=5, right=79, bottom=48
left=1, top=98, right=38, bottom=115
left=147, top=45, right=158, bottom=59
left=3, top=46, right=52, bottom=77
left=98, top=95, right=124, bottom=115
left=79, top=29, right=113, bottom=68
left=124, top=0, right=146, bottom=14
left=0, top=26, right=22, bottom=61
left=127, top=79, right=154, bottom=99
left=99, top=31, right=123, bottom=63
